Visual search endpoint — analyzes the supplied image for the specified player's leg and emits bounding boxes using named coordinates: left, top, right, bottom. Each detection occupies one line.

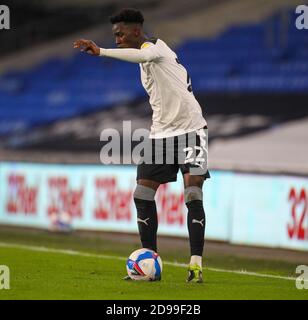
left=135, top=136, right=178, bottom=252
left=183, top=173, right=205, bottom=283
left=124, top=178, right=160, bottom=281
left=125, top=137, right=178, bottom=280
left=134, top=179, right=160, bottom=252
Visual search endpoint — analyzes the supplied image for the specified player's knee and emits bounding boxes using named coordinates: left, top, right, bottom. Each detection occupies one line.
left=137, top=179, right=160, bottom=191
left=183, top=174, right=204, bottom=189
left=184, top=186, right=203, bottom=204
left=134, top=184, right=156, bottom=201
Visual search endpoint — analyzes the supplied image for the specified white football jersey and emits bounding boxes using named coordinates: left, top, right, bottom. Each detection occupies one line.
left=139, top=38, right=207, bottom=139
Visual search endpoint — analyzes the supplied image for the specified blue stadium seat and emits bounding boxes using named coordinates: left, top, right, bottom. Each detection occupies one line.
left=1, top=8, right=307, bottom=135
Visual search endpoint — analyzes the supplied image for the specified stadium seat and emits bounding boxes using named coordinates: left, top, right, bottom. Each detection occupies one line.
left=0, top=9, right=307, bottom=135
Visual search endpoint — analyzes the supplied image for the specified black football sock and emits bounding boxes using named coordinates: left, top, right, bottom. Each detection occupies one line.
left=134, top=198, right=158, bottom=252
left=186, top=200, right=205, bottom=256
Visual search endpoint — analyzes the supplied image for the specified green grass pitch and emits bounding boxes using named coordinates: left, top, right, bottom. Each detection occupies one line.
left=0, top=228, right=307, bottom=300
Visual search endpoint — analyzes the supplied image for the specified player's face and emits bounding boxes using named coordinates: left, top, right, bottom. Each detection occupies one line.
left=112, top=22, right=140, bottom=49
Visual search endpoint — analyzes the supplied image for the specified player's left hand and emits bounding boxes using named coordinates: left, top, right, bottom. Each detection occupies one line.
left=73, top=39, right=100, bottom=56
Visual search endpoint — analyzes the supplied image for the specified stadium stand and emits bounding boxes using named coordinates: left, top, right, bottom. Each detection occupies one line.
left=0, top=0, right=163, bottom=55
left=0, top=8, right=307, bottom=133
left=0, top=1, right=307, bottom=175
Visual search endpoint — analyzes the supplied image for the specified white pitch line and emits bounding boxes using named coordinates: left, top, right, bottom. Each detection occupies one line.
left=0, top=242, right=297, bottom=282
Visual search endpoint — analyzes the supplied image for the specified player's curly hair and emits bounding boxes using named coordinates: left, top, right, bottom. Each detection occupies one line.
left=109, top=8, right=144, bottom=25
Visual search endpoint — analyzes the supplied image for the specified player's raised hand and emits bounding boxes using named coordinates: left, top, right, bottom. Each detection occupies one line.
left=73, top=39, right=100, bottom=56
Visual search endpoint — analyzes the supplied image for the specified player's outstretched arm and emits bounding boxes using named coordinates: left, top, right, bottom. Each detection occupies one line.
left=73, top=39, right=100, bottom=56
left=99, top=47, right=159, bottom=63
left=73, top=39, right=159, bottom=63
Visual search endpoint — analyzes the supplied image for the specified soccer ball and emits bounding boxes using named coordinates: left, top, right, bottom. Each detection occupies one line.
left=126, top=248, right=163, bottom=281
